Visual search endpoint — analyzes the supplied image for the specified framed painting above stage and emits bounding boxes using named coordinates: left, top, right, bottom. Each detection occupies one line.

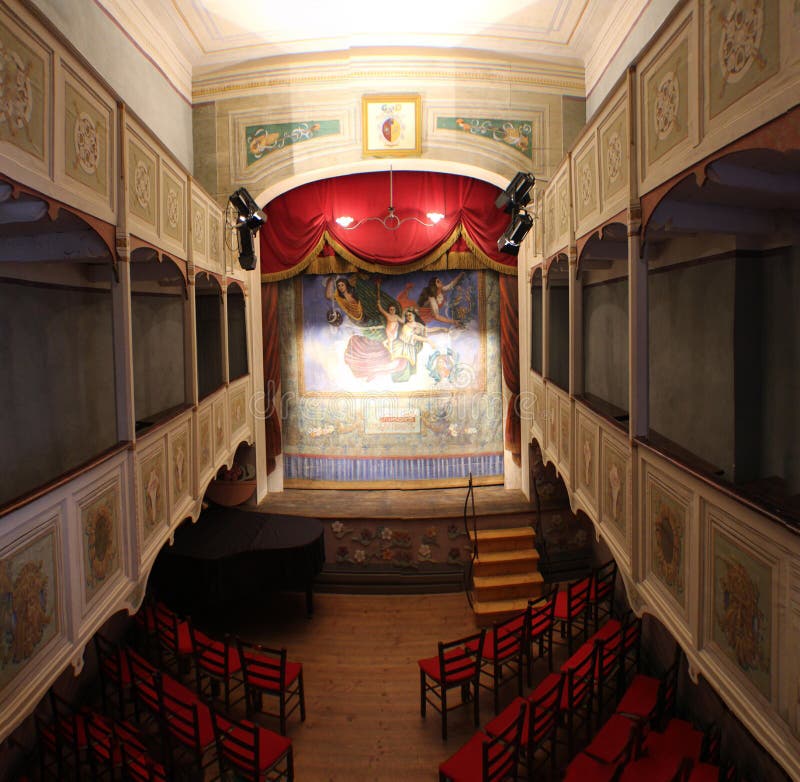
left=362, top=94, right=421, bottom=157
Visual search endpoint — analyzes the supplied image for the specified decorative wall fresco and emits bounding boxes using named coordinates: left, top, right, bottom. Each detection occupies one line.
left=648, top=475, right=687, bottom=607
left=208, top=212, right=221, bottom=268
left=213, top=398, right=225, bottom=454
left=436, top=116, right=537, bottom=159
left=139, top=449, right=165, bottom=540
left=600, top=107, right=628, bottom=202
left=0, top=14, right=47, bottom=161
left=601, top=438, right=628, bottom=536
left=245, top=120, right=340, bottom=166
left=0, top=526, right=59, bottom=692
left=707, top=0, right=779, bottom=119
left=645, top=37, right=690, bottom=164
left=64, top=79, right=108, bottom=197
left=199, top=409, right=212, bottom=473
left=230, top=387, right=246, bottom=433
left=577, top=418, right=597, bottom=502
left=161, top=169, right=184, bottom=244
left=171, top=429, right=190, bottom=507
left=127, top=139, right=156, bottom=226
left=712, top=527, right=772, bottom=699
left=279, top=270, right=504, bottom=485
left=328, top=518, right=470, bottom=569
left=575, top=143, right=598, bottom=222
left=80, top=484, right=120, bottom=604
left=559, top=403, right=571, bottom=466
left=557, top=178, right=570, bottom=238
left=191, top=199, right=206, bottom=254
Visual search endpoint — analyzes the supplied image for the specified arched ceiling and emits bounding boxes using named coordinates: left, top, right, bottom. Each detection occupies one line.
left=97, top=0, right=654, bottom=97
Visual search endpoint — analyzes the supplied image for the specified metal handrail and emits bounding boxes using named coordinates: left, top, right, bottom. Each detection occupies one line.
left=463, top=472, right=477, bottom=609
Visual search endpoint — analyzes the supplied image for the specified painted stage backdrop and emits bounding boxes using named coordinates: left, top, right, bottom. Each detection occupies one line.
left=278, top=270, right=504, bottom=486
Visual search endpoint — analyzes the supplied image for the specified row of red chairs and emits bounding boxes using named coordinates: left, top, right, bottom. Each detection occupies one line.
left=420, top=559, right=618, bottom=743
left=104, top=599, right=305, bottom=736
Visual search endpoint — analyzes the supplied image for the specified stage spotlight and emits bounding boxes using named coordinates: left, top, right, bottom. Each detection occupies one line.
left=236, top=224, right=257, bottom=271
left=229, top=187, right=266, bottom=231
left=497, top=211, right=533, bottom=255
left=494, top=171, right=535, bottom=214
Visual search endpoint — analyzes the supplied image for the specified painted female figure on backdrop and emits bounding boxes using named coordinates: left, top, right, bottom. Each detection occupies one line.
left=416, top=271, right=466, bottom=327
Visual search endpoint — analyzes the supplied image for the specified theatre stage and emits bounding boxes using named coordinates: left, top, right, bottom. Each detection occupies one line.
left=254, top=484, right=536, bottom=523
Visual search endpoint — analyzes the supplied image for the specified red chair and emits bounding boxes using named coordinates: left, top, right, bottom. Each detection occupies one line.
left=153, top=602, right=194, bottom=679
left=592, top=622, right=625, bottom=727
left=554, top=575, right=592, bottom=655
left=120, top=743, right=170, bottom=782
left=419, top=629, right=485, bottom=741
left=563, top=716, right=641, bottom=782
left=127, top=648, right=161, bottom=729
left=439, top=701, right=527, bottom=782
left=471, top=609, right=526, bottom=714
left=35, top=690, right=88, bottom=782
left=590, top=559, right=618, bottom=632
left=158, top=676, right=219, bottom=781
left=688, top=760, right=738, bottom=782
left=191, top=626, right=244, bottom=711
left=616, top=646, right=680, bottom=730
left=85, top=710, right=149, bottom=780
left=559, top=642, right=598, bottom=758
left=484, top=667, right=563, bottom=781
left=237, top=639, right=306, bottom=735
left=616, top=615, right=643, bottom=698
left=212, top=710, right=294, bottom=781
left=94, top=632, right=133, bottom=719
left=525, top=588, right=556, bottom=686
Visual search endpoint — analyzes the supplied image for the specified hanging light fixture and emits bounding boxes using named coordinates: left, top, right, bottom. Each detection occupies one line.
left=335, top=167, right=444, bottom=231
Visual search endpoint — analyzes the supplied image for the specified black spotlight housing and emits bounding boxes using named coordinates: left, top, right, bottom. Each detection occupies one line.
left=236, top=224, right=257, bottom=271
left=497, top=211, right=533, bottom=256
left=229, top=187, right=267, bottom=231
left=494, top=171, right=535, bottom=214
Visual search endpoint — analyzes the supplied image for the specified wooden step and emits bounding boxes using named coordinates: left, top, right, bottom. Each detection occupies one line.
left=473, top=549, right=540, bottom=577
left=472, top=597, right=534, bottom=626
left=469, top=526, right=535, bottom=553
left=473, top=571, right=544, bottom=602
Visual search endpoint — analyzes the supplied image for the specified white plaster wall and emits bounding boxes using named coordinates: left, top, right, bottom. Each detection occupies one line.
left=27, top=0, right=193, bottom=170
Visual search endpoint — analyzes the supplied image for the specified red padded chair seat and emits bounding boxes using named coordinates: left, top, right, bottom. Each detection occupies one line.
left=646, top=718, right=704, bottom=764
left=196, top=639, right=242, bottom=676
left=562, top=641, right=596, bottom=671
left=174, top=620, right=193, bottom=655
left=418, top=649, right=477, bottom=685
left=226, top=721, right=292, bottom=772
left=160, top=676, right=215, bottom=747
left=483, top=697, right=529, bottom=742
left=438, top=731, right=494, bottom=781
left=582, top=714, right=639, bottom=764
left=618, top=753, right=684, bottom=782
left=591, top=618, right=622, bottom=644
left=245, top=659, right=302, bottom=691
left=688, top=762, right=723, bottom=782
left=563, top=751, right=620, bottom=782
left=617, top=673, right=660, bottom=719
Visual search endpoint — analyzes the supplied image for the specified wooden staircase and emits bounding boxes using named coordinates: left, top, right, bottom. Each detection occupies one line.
left=469, top=524, right=545, bottom=626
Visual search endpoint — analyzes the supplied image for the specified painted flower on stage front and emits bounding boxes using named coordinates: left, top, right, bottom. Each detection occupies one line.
left=85, top=495, right=118, bottom=593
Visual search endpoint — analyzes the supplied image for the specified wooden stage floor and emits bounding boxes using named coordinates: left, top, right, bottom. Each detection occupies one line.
left=254, top=484, right=536, bottom=520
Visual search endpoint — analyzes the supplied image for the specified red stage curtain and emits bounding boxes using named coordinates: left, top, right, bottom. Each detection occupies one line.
left=259, top=171, right=515, bottom=277
left=500, top=275, right=521, bottom=465
left=261, top=282, right=282, bottom=474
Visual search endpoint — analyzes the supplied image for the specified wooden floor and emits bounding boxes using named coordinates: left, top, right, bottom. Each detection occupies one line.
left=255, top=485, right=537, bottom=520
left=200, top=591, right=566, bottom=782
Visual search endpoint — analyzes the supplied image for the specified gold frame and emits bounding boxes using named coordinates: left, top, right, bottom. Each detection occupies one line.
left=362, top=94, right=421, bottom=157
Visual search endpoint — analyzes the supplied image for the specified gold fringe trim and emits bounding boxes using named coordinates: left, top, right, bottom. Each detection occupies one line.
left=462, top=229, right=518, bottom=275
left=325, top=225, right=462, bottom=275
left=260, top=233, right=327, bottom=282
left=261, top=225, right=518, bottom=280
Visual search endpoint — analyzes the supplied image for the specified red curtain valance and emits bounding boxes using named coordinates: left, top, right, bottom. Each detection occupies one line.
left=259, top=171, right=517, bottom=279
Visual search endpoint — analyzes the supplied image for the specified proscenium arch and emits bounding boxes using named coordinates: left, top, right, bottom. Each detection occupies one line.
left=251, top=158, right=512, bottom=220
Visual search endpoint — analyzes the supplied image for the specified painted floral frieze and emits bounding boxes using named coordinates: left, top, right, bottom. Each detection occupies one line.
left=245, top=120, right=340, bottom=166
left=437, top=116, right=535, bottom=158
